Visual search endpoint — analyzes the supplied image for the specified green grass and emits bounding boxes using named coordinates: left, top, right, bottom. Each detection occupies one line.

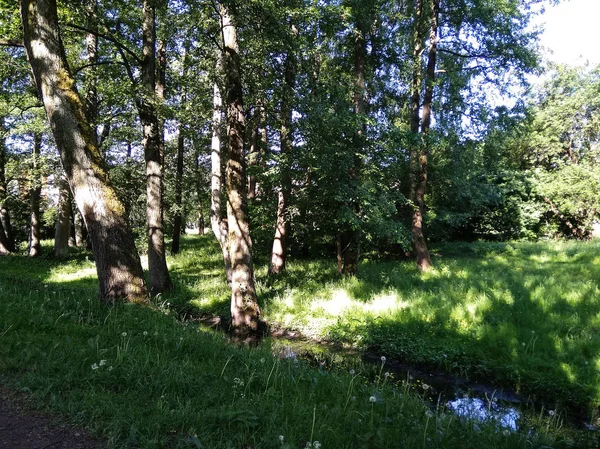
left=0, top=237, right=598, bottom=448
left=169, top=237, right=600, bottom=418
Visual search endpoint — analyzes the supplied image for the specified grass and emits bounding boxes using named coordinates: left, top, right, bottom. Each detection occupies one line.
left=0, top=237, right=598, bottom=448
left=172, top=237, right=600, bottom=419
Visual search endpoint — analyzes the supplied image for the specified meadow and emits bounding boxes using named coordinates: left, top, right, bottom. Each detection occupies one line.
left=0, top=236, right=599, bottom=448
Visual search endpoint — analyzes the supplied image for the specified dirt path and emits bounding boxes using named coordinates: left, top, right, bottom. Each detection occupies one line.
left=0, top=386, right=104, bottom=449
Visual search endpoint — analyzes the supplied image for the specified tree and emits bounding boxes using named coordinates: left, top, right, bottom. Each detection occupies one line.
left=220, top=3, right=262, bottom=338
left=27, top=132, right=42, bottom=257
left=21, top=0, right=148, bottom=302
left=140, top=0, right=172, bottom=294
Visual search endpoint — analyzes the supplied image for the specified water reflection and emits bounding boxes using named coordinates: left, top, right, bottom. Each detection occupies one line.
left=446, top=397, right=520, bottom=430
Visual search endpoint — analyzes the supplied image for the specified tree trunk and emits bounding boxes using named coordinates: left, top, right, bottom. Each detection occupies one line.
left=0, top=121, right=15, bottom=252
left=340, top=15, right=367, bottom=276
left=246, top=111, right=259, bottom=200
left=73, top=206, right=85, bottom=247
left=21, top=0, right=148, bottom=302
left=411, top=0, right=438, bottom=272
left=269, top=28, right=296, bottom=275
left=210, top=78, right=232, bottom=283
left=54, top=171, right=71, bottom=256
left=172, top=44, right=188, bottom=253
left=171, top=128, right=185, bottom=253
left=194, top=146, right=205, bottom=235
left=83, top=0, right=98, bottom=145
left=221, top=5, right=262, bottom=338
left=28, top=133, right=42, bottom=257
left=141, top=0, right=172, bottom=294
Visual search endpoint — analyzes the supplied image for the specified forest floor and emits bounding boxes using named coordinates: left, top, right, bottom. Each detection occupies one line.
left=0, top=386, right=103, bottom=449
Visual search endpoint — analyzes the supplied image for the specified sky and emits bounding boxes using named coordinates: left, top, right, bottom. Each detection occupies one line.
left=537, top=0, right=600, bottom=66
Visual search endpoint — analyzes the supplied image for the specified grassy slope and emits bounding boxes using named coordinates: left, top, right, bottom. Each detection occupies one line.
left=0, top=238, right=597, bottom=448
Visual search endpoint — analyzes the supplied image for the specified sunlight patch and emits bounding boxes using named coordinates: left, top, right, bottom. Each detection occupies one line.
left=49, top=266, right=96, bottom=282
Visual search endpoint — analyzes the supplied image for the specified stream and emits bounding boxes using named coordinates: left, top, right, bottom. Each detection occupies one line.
left=268, top=336, right=596, bottom=434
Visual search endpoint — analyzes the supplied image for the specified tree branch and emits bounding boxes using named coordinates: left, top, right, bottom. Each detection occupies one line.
left=0, top=39, right=24, bottom=47
left=65, top=22, right=141, bottom=64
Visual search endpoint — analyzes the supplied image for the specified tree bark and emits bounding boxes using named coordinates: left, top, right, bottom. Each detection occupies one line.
left=221, top=5, right=262, bottom=338
left=141, top=0, right=172, bottom=294
left=269, top=26, right=296, bottom=275
left=210, top=77, right=232, bottom=283
left=54, top=171, right=71, bottom=256
left=28, top=133, right=42, bottom=257
left=21, top=0, right=148, bottom=302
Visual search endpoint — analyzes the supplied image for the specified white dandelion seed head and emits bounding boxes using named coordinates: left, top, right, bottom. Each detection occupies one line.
left=349, top=369, right=355, bottom=375
left=369, top=396, right=377, bottom=403
left=422, top=383, right=430, bottom=390
left=279, top=435, right=284, bottom=443
left=548, top=410, right=555, bottom=416
left=143, top=331, right=148, bottom=336
left=502, top=429, right=510, bottom=436
left=384, top=371, right=390, bottom=378
left=313, top=441, right=321, bottom=449
left=121, top=332, right=127, bottom=337
left=380, top=356, right=386, bottom=362
left=425, top=410, right=434, bottom=418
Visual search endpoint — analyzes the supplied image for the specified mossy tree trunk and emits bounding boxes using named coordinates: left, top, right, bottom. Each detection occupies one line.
left=220, top=5, right=262, bottom=338
left=21, top=0, right=148, bottom=302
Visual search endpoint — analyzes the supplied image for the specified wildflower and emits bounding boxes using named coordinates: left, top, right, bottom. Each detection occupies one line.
left=548, top=410, right=555, bottom=416
left=143, top=331, right=148, bottom=336
left=99, top=359, right=107, bottom=366
left=108, top=366, right=113, bottom=371
left=279, top=435, right=285, bottom=443
left=313, top=442, right=321, bottom=449
left=260, top=358, right=265, bottom=364
left=422, top=383, right=430, bottom=390
left=502, top=429, right=510, bottom=436
left=384, top=371, right=390, bottom=378
left=91, top=363, right=99, bottom=370
left=425, top=410, right=435, bottom=418
left=369, top=396, right=377, bottom=403
left=380, top=356, right=386, bottom=363
left=121, top=332, right=127, bottom=337
left=349, top=369, right=355, bottom=375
